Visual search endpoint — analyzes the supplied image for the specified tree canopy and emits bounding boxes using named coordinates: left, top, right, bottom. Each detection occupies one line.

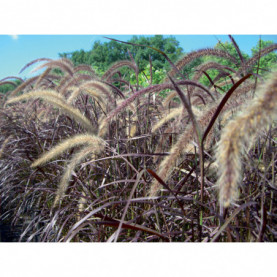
left=0, top=80, right=22, bottom=94
left=59, top=36, right=276, bottom=81
left=59, top=35, right=184, bottom=73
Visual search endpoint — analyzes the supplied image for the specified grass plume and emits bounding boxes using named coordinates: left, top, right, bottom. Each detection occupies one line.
left=31, top=58, right=74, bottom=76
left=53, top=142, right=105, bottom=207
left=152, top=107, right=183, bottom=133
left=216, top=72, right=277, bottom=207
left=101, top=60, right=138, bottom=81
left=0, top=135, right=12, bottom=159
left=6, top=90, right=95, bottom=133
left=238, top=43, right=277, bottom=75
left=167, top=48, right=238, bottom=80
left=31, top=133, right=105, bottom=168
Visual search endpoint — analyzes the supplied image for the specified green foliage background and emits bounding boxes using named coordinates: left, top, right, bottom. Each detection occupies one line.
left=58, top=35, right=277, bottom=88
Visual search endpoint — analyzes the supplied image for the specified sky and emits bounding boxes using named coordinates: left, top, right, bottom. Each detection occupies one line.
left=0, top=34, right=277, bottom=80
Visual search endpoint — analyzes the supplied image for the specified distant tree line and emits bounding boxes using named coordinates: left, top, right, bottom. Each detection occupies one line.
left=59, top=35, right=277, bottom=82
left=59, top=35, right=184, bottom=73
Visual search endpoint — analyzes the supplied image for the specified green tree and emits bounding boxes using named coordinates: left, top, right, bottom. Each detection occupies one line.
left=59, top=35, right=184, bottom=74
left=128, top=35, right=183, bottom=71
left=250, top=39, right=277, bottom=74
left=0, top=79, right=22, bottom=94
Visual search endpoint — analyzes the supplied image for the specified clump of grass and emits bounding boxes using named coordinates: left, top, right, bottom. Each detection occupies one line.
left=1, top=37, right=277, bottom=242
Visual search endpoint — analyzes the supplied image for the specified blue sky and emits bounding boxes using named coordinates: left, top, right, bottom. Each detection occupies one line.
left=0, top=34, right=277, bottom=80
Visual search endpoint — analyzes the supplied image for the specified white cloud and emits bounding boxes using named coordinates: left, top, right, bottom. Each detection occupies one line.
left=10, top=35, right=18, bottom=40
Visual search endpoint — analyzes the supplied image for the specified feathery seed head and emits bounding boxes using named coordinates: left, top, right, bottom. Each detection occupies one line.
left=31, top=133, right=106, bottom=168
left=53, top=145, right=100, bottom=207
left=216, top=71, right=277, bottom=207
left=6, top=89, right=95, bottom=133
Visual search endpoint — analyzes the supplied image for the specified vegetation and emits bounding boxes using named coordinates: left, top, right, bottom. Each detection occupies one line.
left=59, top=35, right=183, bottom=72
left=0, top=36, right=276, bottom=242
